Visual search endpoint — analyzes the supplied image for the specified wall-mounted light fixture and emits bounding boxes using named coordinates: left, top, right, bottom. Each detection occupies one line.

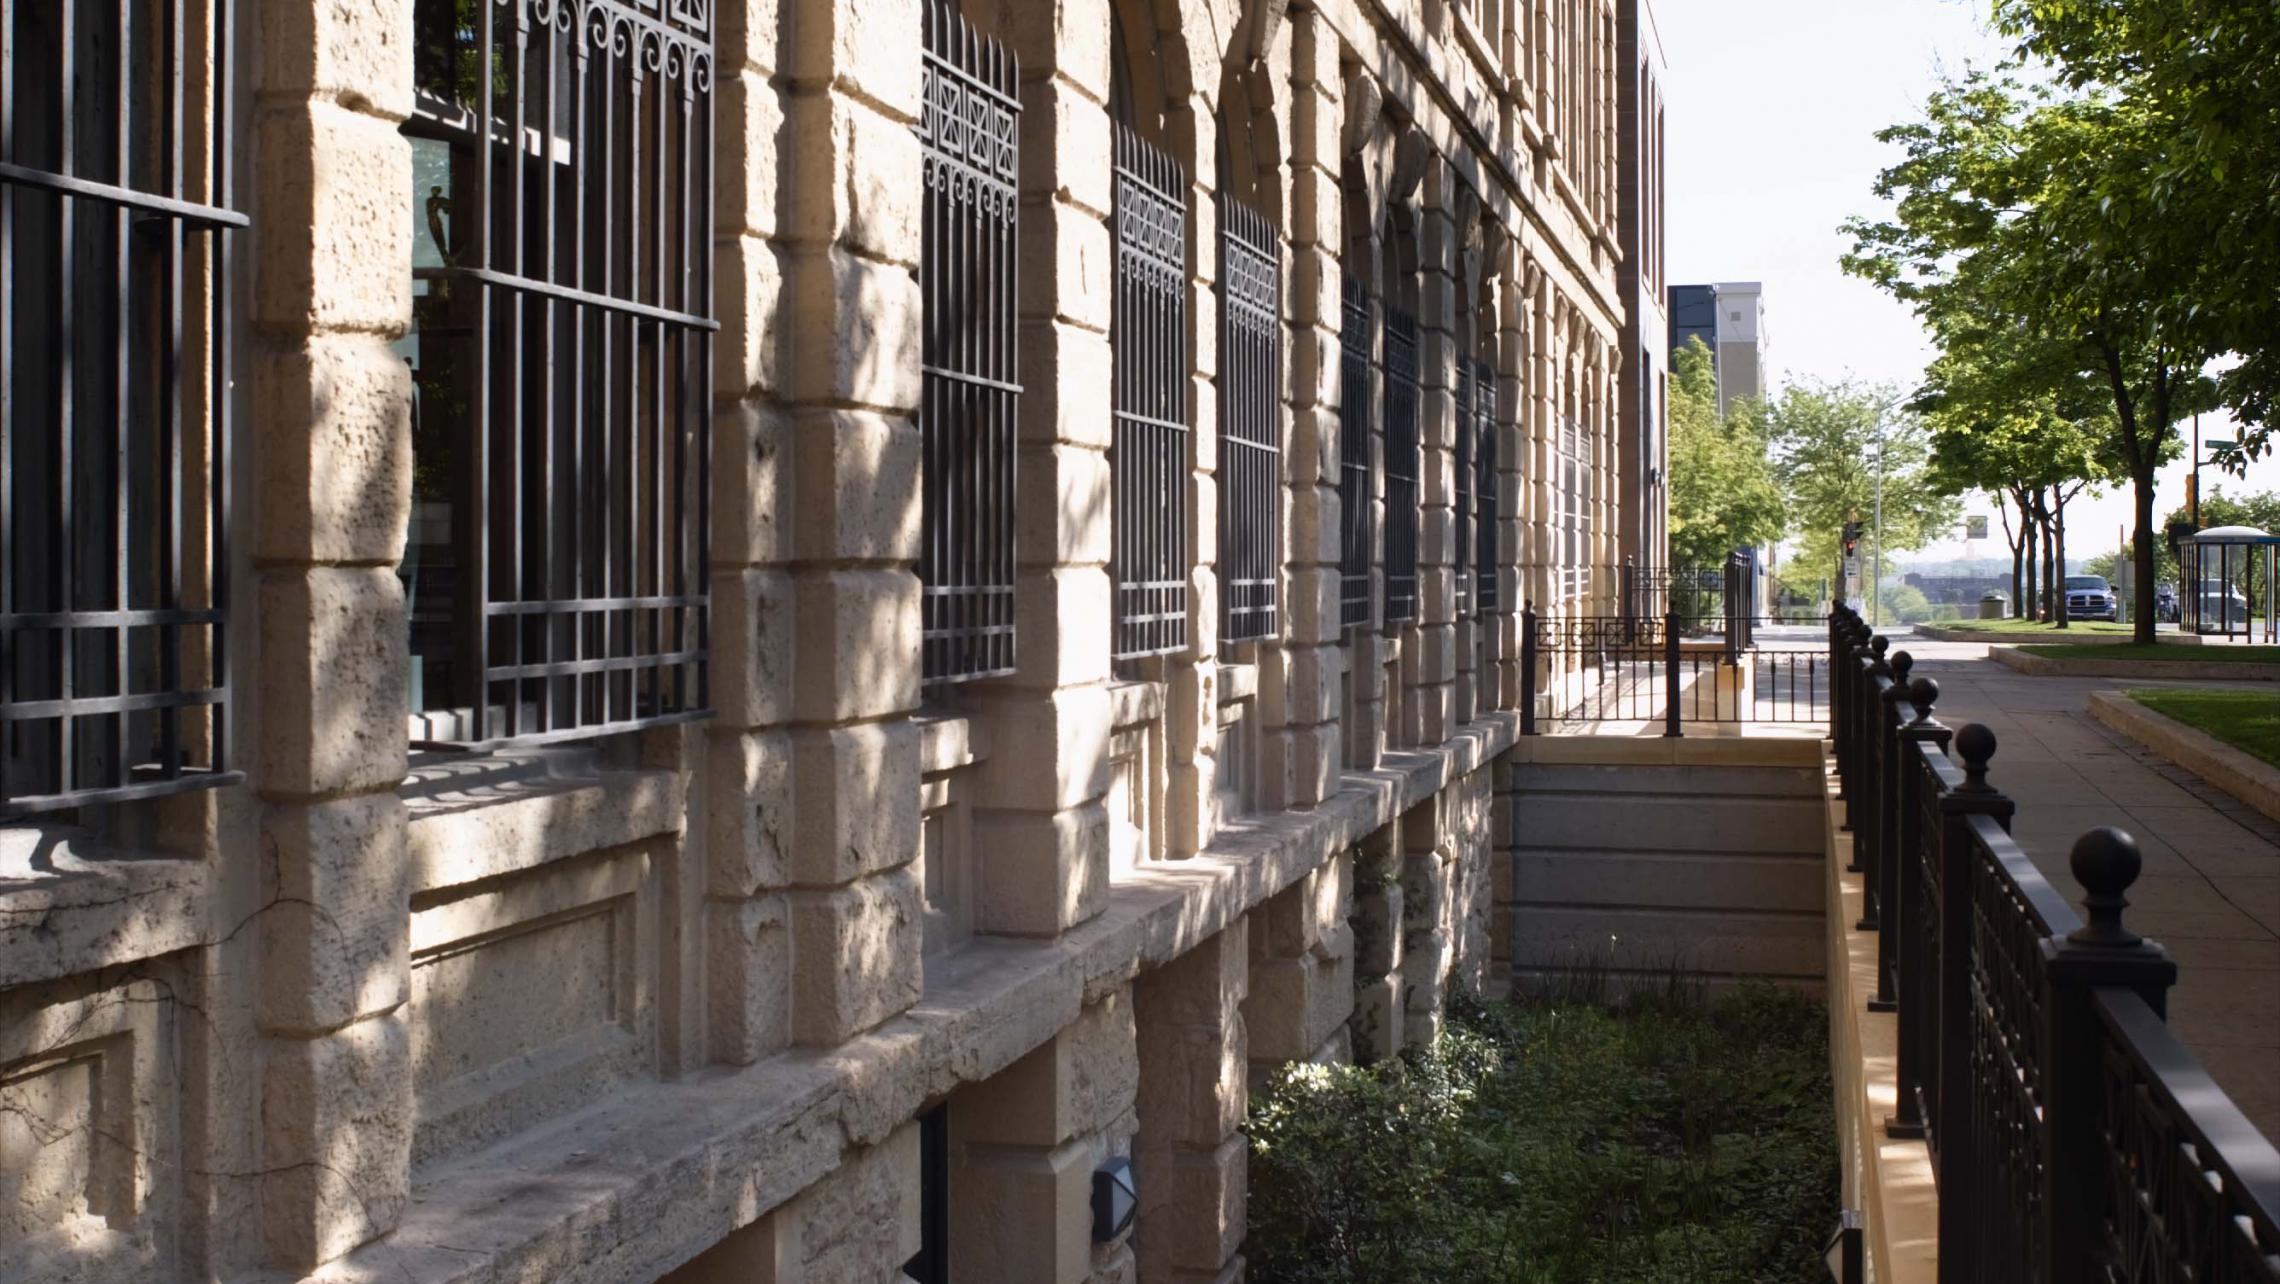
left=1092, top=1157, right=1137, bottom=1242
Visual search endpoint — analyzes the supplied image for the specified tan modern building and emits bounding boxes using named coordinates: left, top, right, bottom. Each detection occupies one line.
left=1615, top=0, right=1668, bottom=573
left=0, top=0, right=1656, bottom=1280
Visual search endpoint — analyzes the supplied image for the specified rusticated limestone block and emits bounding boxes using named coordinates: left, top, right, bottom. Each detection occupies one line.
left=787, top=720, right=918, bottom=887
left=788, top=868, right=921, bottom=1045
left=1015, top=319, right=1115, bottom=448
left=257, top=795, right=409, bottom=1035
left=255, top=566, right=408, bottom=800
left=975, top=683, right=1114, bottom=811
left=784, top=1122, right=921, bottom=1284
left=947, top=1135, right=1093, bottom=1284
left=1158, top=1136, right=1247, bottom=1276
left=971, top=801, right=1110, bottom=937
left=706, top=895, right=790, bottom=1065
left=790, top=570, right=920, bottom=724
left=713, top=568, right=795, bottom=731
left=252, top=337, right=411, bottom=566
left=789, top=409, right=922, bottom=564
left=251, top=102, right=410, bottom=335
left=258, top=0, right=414, bottom=120
left=783, top=247, right=922, bottom=412
left=714, top=235, right=787, bottom=400
left=1350, top=973, right=1403, bottom=1063
left=708, top=730, right=794, bottom=897
left=1009, top=565, right=1117, bottom=690
left=785, top=92, right=921, bottom=264
left=261, top=1014, right=412, bottom=1269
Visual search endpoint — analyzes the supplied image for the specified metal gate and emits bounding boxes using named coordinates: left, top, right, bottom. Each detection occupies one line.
left=1522, top=607, right=1828, bottom=734
left=1109, top=124, right=1189, bottom=661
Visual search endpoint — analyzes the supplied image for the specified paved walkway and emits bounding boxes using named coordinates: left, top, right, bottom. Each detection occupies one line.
left=1891, top=630, right=2280, bottom=1141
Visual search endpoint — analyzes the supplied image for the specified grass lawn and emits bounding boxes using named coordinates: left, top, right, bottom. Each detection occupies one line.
left=1247, top=985, right=1836, bottom=1284
left=2019, top=643, right=2280, bottom=665
left=1930, top=617, right=2135, bottom=635
left=2127, top=688, right=2280, bottom=767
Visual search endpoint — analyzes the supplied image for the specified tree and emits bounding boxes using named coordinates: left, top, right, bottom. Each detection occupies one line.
left=1665, top=337, right=1785, bottom=568
left=1845, top=70, right=2214, bottom=642
left=1995, top=0, right=2280, bottom=463
left=1764, top=377, right=1958, bottom=612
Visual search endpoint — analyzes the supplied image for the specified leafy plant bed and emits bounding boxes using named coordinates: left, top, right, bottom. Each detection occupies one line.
left=1926, top=617, right=2134, bottom=636
left=2126, top=688, right=2280, bottom=767
left=1247, top=985, right=1837, bottom=1284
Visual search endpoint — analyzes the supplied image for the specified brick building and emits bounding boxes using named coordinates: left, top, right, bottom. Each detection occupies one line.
left=0, top=0, right=1653, bottom=1279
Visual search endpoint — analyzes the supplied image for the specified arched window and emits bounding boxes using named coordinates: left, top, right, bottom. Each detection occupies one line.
left=1108, top=13, right=1190, bottom=661
left=1216, top=127, right=1280, bottom=645
left=918, top=0, right=1022, bottom=685
left=401, top=0, right=715, bottom=746
left=2, top=0, right=245, bottom=813
left=1381, top=212, right=1420, bottom=628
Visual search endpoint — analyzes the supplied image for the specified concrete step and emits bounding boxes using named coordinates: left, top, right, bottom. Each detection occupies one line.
left=1511, top=792, right=1823, bottom=855
left=1514, top=849, right=1822, bottom=914
left=1509, top=906, right=1824, bottom=980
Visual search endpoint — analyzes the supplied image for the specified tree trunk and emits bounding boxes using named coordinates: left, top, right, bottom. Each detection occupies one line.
left=2004, top=497, right=2024, bottom=616
left=2021, top=494, right=2039, bottom=621
left=2053, top=490, right=2070, bottom=630
left=2036, top=490, right=2056, bottom=624
left=2133, top=468, right=2159, bottom=644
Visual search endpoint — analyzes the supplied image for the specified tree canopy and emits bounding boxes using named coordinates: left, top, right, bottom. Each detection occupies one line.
left=1666, top=337, right=1785, bottom=567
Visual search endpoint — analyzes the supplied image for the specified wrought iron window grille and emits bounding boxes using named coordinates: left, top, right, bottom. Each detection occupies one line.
left=1473, top=356, right=1498, bottom=613
left=1217, top=189, right=1279, bottom=646
left=1336, top=272, right=1373, bottom=631
left=1, top=0, right=246, bottom=817
left=1109, top=123, right=1189, bottom=663
left=919, top=0, right=1020, bottom=686
left=1381, top=306, right=1420, bottom=628
left=1454, top=346, right=1476, bottom=620
left=401, top=0, right=715, bottom=751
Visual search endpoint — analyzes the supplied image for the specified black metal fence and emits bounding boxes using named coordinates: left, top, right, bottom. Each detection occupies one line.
left=2, top=0, right=245, bottom=814
left=1518, top=608, right=1826, bottom=734
left=1337, top=273, right=1373, bottom=631
left=403, top=0, right=714, bottom=748
left=1829, top=602, right=2280, bottom=1283
left=1381, top=306, right=1419, bottom=627
left=1108, top=123, right=1188, bottom=662
left=1217, top=189, right=1279, bottom=645
left=919, top=0, right=1021, bottom=685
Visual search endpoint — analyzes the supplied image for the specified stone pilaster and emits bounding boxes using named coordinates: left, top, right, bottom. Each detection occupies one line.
left=1244, top=854, right=1356, bottom=1083
left=1134, top=922, right=1249, bottom=1283
left=1398, top=799, right=1454, bottom=1048
left=1165, top=98, right=1221, bottom=859
left=776, top=0, right=926, bottom=1042
left=1347, top=824, right=1404, bottom=1062
left=1270, top=7, right=1347, bottom=809
left=247, top=0, right=416, bottom=1267
left=1414, top=159, right=1457, bottom=747
left=968, top=0, right=1119, bottom=937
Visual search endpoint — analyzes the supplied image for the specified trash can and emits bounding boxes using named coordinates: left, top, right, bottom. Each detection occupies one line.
left=1978, top=591, right=2010, bottom=620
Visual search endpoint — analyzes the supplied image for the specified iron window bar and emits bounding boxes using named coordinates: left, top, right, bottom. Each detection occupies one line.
left=1382, top=306, right=1420, bottom=627
left=1559, top=413, right=1584, bottom=603
left=1109, top=123, right=1189, bottom=662
left=1337, top=273, right=1373, bottom=630
left=1, top=0, right=244, bottom=817
left=1454, top=347, right=1475, bottom=619
left=402, top=0, right=714, bottom=750
left=1217, top=188, right=1279, bottom=645
left=918, top=0, right=1021, bottom=686
left=1474, top=356, right=1497, bottom=612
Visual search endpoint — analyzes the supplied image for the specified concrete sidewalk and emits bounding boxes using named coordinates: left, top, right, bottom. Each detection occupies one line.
left=1892, top=632, right=2280, bottom=1141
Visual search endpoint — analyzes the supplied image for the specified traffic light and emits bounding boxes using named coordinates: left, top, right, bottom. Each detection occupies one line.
left=1841, top=521, right=1862, bottom=559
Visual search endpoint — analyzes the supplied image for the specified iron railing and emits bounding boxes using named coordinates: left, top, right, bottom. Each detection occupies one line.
left=1518, top=609, right=1825, bottom=734
left=1217, top=189, right=1279, bottom=645
left=1381, top=307, right=1419, bottom=627
left=1472, top=357, right=1497, bottom=614
left=1337, top=273, right=1373, bottom=630
left=919, top=0, right=1020, bottom=685
left=1828, top=602, right=2280, bottom=1284
left=1, top=0, right=245, bottom=815
left=1109, top=123, right=1188, bottom=661
left=403, top=0, right=714, bottom=748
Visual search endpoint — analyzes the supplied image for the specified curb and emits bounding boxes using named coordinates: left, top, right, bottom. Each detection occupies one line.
left=1910, top=623, right=2120, bottom=645
left=1986, top=645, right=2280, bottom=683
left=2087, top=691, right=2280, bottom=823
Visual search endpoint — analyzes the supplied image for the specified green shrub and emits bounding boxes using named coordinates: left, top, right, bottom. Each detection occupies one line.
left=1246, top=985, right=1837, bottom=1284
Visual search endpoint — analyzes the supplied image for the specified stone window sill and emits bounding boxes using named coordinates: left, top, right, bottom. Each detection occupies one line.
left=0, top=825, right=209, bottom=988
left=402, top=749, right=685, bottom=896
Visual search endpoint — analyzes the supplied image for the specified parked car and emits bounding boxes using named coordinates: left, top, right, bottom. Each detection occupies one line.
left=2064, top=574, right=2119, bottom=622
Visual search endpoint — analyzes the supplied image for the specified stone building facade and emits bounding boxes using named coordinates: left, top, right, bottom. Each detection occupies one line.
left=0, top=0, right=1649, bottom=1280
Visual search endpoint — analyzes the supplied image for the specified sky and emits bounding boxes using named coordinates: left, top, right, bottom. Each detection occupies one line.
left=1651, top=0, right=2280, bottom=569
